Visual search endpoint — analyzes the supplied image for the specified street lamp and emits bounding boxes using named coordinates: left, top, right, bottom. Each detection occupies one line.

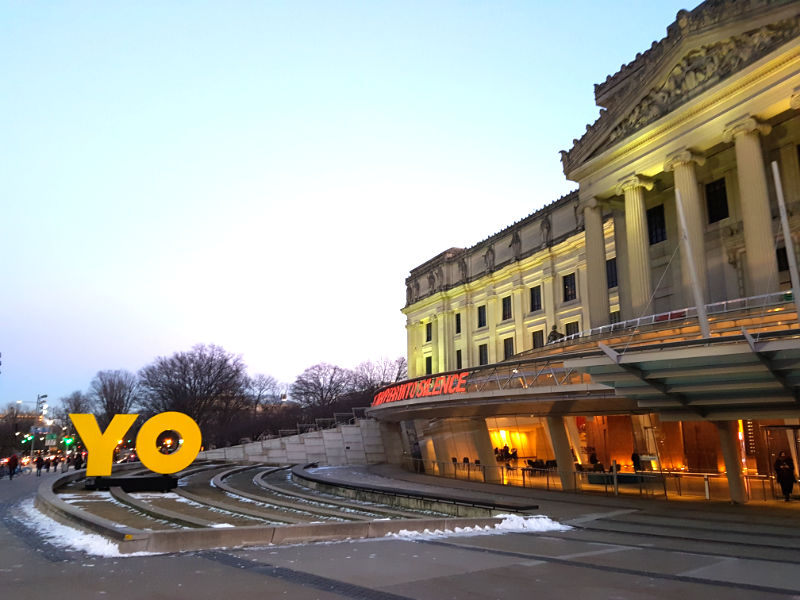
left=29, top=394, right=48, bottom=460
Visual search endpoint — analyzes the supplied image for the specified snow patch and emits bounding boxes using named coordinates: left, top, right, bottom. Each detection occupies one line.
left=388, top=514, right=569, bottom=540
left=16, top=500, right=160, bottom=557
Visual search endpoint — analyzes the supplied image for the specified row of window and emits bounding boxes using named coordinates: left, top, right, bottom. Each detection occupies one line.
left=425, top=310, right=623, bottom=373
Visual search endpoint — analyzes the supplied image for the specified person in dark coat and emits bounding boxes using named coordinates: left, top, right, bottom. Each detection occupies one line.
left=775, top=451, right=796, bottom=501
left=35, top=455, right=44, bottom=477
left=73, top=454, right=83, bottom=471
left=631, top=452, right=642, bottom=472
left=7, top=454, right=18, bottom=481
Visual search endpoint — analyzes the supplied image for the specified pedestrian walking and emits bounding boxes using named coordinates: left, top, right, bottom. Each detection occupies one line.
left=61, top=457, right=68, bottom=473
left=35, top=455, right=43, bottom=477
left=44, top=457, right=50, bottom=473
left=7, top=454, right=18, bottom=481
left=775, top=450, right=796, bottom=501
left=73, top=454, right=83, bottom=471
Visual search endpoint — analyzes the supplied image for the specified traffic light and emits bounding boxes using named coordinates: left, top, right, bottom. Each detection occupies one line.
left=63, top=437, right=74, bottom=447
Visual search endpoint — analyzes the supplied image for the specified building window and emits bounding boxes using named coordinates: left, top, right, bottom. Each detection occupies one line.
left=532, top=329, right=544, bottom=349
left=606, top=258, right=618, bottom=288
left=647, top=204, right=666, bottom=245
left=503, top=337, right=514, bottom=360
left=478, top=343, right=488, bottom=366
left=778, top=247, right=790, bottom=272
left=563, top=273, right=577, bottom=302
left=610, top=310, right=621, bottom=324
left=530, top=285, right=542, bottom=312
left=456, top=349, right=462, bottom=370
left=565, top=321, right=580, bottom=337
left=425, top=356, right=432, bottom=375
left=477, top=305, right=487, bottom=328
left=501, top=296, right=512, bottom=321
left=705, top=178, right=729, bottom=223
left=425, top=322, right=432, bottom=342
left=455, top=313, right=461, bottom=335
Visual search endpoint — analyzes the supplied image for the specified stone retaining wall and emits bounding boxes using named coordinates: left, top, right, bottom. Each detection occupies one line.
left=198, top=418, right=386, bottom=465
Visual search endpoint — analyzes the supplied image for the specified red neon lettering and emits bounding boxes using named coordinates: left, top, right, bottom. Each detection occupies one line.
left=455, top=372, right=468, bottom=392
left=373, top=371, right=471, bottom=406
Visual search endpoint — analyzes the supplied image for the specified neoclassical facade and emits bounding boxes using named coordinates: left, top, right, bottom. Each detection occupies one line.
left=403, top=193, right=619, bottom=379
left=372, top=0, right=800, bottom=503
left=404, top=0, right=800, bottom=378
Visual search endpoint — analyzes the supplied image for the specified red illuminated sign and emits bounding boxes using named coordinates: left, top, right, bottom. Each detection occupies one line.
left=372, top=371, right=470, bottom=407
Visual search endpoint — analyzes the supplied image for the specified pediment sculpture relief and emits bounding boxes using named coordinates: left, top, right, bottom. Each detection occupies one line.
left=602, top=18, right=800, bottom=150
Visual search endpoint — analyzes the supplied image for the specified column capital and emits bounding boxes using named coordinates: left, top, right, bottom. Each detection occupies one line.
left=578, top=195, right=598, bottom=213
left=664, top=149, right=705, bottom=172
left=722, top=116, right=772, bottom=142
left=615, top=174, right=654, bottom=196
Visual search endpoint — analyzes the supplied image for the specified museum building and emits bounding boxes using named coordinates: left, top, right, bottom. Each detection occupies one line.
left=368, top=0, right=800, bottom=503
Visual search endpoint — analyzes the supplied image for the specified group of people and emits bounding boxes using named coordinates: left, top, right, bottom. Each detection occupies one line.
left=494, top=445, right=518, bottom=461
left=2, top=453, right=84, bottom=480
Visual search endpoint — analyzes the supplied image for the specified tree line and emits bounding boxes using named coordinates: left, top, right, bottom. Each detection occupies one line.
left=21, top=344, right=406, bottom=451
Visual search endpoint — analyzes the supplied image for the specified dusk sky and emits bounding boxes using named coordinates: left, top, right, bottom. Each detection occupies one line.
left=1, top=2, right=694, bottom=407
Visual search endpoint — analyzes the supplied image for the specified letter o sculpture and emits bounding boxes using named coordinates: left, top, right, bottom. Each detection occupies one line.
left=136, top=411, right=202, bottom=474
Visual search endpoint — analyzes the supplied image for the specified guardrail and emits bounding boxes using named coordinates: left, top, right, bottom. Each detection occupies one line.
left=556, top=290, right=795, bottom=344
left=402, top=458, right=779, bottom=503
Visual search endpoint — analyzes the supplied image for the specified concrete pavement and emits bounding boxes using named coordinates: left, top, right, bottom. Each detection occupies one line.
left=5, top=464, right=800, bottom=599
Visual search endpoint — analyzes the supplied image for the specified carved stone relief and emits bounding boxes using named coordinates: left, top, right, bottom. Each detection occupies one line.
left=563, top=13, right=800, bottom=172
left=541, top=216, right=552, bottom=248
left=484, top=245, right=495, bottom=271
left=458, top=257, right=468, bottom=281
left=604, top=19, right=800, bottom=149
left=509, top=230, right=522, bottom=260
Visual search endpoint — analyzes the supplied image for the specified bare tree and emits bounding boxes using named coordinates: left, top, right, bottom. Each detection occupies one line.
left=289, top=363, right=352, bottom=408
left=89, top=370, right=139, bottom=428
left=247, top=373, right=283, bottom=409
left=138, top=344, right=249, bottom=444
left=59, top=390, right=94, bottom=414
left=352, top=357, right=407, bottom=391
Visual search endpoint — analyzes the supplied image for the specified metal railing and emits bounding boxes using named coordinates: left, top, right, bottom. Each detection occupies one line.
left=402, top=457, right=779, bottom=503
left=555, top=290, right=795, bottom=344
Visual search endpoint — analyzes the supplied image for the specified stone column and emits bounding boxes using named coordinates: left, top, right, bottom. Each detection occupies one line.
left=513, top=286, right=525, bottom=352
left=723, top=116, right=779, bottom=296
left=487, top=296, right=498, bottom=363
left=612, top=210, right=633, bottom=320
left=431, top=316, right=440, bottom=374
left=665, top=150, right=708, bottom=306
left=582, top=197, right=610, bottom=327
left=714, top=420, right=747, bottom=504
left=546, top=416, right=580, bottom=491
left=616, top=174, right=655, bottom=316
left=406, top=321, right=421, bottom=379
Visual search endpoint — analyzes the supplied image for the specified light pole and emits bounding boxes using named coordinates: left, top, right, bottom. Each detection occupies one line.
left=29, top=394, right=48, bottom=460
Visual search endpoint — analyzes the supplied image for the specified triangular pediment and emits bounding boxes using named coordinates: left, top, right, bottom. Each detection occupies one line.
left=562, top=0, right=800, bottom=177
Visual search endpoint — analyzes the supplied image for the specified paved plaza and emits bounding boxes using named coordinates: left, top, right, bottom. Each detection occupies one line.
left=4, top=465, right=800, bottom=599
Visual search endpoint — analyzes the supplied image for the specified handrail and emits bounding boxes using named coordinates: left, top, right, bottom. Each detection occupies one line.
left=555, top=290, right=795, bottom=345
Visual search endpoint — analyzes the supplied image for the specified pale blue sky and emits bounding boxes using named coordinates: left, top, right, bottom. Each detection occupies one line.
left=1, top=1, right=694, bottom=406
